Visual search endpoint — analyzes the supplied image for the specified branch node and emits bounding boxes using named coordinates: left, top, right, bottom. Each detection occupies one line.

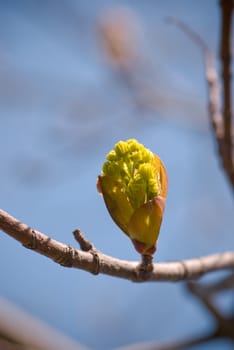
left=90, top=250, right=100, bottom=275
left=181, top=259, right=205, bottom=280
left=73, top=229, right=100, bottom=275
left=54, top=245, right=75, bottom=267
left=180, top=260, right=190, bottom=279
left=23, top=229, right=37, bottom=250
left=137, top=254, right=153, bottom=281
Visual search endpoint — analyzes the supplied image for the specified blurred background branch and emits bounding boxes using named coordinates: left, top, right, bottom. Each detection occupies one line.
left=114, top=274, right=234, bottom=349
left=167, top=0, right=234, bottom=192
left=219, top=0, right=234, bottom=190
left=0, top=297, right=87, bottom=350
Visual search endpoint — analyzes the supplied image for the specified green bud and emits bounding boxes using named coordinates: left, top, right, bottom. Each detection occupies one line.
left=98, top=139, right=168, bottom=256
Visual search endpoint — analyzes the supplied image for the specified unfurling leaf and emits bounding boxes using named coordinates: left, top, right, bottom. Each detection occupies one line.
left=97, top=139, right=168, bottom=256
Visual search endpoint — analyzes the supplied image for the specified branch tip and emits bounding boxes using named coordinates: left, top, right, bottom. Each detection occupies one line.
left=73, top=229, right=94, bottom=251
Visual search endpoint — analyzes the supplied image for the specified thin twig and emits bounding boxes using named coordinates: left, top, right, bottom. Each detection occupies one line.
left=166, top=16, right=223, bottom=133
left=73, top=229, right=94, bottom=251
left=166, top=18, right=222, bottom=145
left=0, top=209, right=233, bottom=282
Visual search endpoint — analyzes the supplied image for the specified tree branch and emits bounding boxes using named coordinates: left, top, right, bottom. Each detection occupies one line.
left=219, top=0, right=234, bottom=189
left=0, top=209, right=233, bottom=282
